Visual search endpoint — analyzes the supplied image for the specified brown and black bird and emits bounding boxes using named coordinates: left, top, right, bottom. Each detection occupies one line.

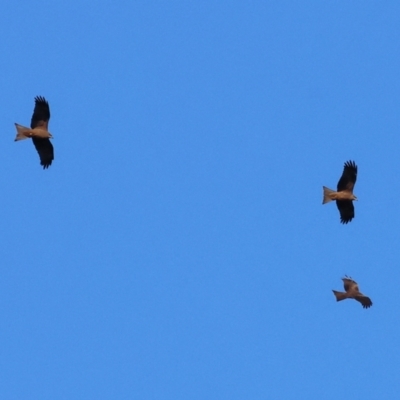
left=14, top=96, right=54, bottom=169
left=332, top=276, right=372, bottom=309
left=322, top=160, right=357, bottom=224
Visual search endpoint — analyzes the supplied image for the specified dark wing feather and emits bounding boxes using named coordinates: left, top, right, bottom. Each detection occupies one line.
left=342, top=276, right=358, bottom=292
left=336, top=200, right=354, bottom=224
left=337, top=160, right=357, bottom=192
left=354, top=295, right=372, bottom=309
left=31, top=96, right=50, bottom=130
left=32, top=137, right=54, bottom=169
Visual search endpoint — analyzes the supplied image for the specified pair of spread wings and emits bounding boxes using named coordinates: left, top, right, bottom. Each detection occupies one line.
left=342, top=276, right=372, bottom=309
left=336, top=161, right=357, bottom=224
left=31, top=96, right=54, bottom=169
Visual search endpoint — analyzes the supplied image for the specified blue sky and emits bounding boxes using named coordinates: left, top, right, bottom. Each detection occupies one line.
left=1, top=1, right=400, bottom=398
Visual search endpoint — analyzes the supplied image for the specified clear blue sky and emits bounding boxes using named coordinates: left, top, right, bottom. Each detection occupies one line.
left=1, top=1, right=399, bottom=399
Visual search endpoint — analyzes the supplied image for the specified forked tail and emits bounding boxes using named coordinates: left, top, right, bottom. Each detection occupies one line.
left=322, top=186, right=335, bottom=204
left=14, top=123, right=31, bottom=141
left=332, top=290, right=348, bottom=302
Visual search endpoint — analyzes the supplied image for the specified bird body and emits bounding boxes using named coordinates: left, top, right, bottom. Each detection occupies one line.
left=14, top=124, right=52, bottom=141
left=322, top=186, right=357, bottom=202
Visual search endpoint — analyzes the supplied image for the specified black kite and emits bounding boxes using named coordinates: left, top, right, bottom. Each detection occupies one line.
left=323, top=160, right=357, bottom=224
left=15, top=96, right=54, bottom=169
left=332, top=276, right=372, bottom=309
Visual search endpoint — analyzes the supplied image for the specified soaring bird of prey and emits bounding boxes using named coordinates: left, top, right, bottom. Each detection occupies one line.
left=322, top=160, right=357, bottom=224
left=332, top=276, right=372, bottom=309
left=14, top=96, right=54, bottom=169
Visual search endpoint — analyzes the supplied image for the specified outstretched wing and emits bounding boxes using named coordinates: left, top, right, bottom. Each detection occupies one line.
left=336, top=200, right=355, bottom=224
left=337, top=160, right=357, bottom=192
left=354, top=294, right=372, bottom=309
left=32, top=137, right=54, bottom=169
left=31, top=96, right=50, bottom=130
left=342, top=276, right=358, bottom=292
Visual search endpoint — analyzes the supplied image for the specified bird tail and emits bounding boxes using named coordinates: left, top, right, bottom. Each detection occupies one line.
left=322, top=186, right=336, bottom=204
left=14, top=123, right=31, bottom=141
left=332, top=290, right=348, bottom=302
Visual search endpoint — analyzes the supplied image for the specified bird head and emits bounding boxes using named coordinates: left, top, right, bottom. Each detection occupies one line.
left=352, top=195, right=358, bottom=201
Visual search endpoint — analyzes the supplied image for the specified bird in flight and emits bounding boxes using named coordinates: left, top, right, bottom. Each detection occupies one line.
left=14, top=96, right=54, bottom=169
left=332, top=276, right=372, bottom=309
left=322, top=160, right=357, bottom=223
